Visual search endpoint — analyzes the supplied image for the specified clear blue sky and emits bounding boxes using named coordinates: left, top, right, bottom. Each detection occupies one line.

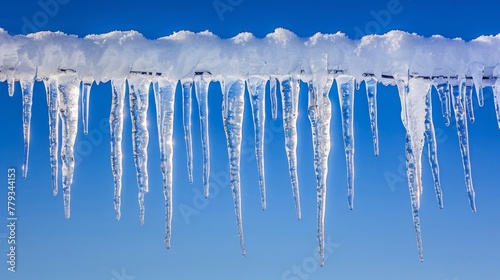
left=0, top=0, right=500, bottom=279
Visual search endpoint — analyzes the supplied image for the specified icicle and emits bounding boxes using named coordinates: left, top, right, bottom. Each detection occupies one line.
left=270, top=77, right=278, bottom=120
left=110, top=79, right=126, bottom=220
left=181, top=80, right=194, bottom=183
left=247, top=77, right=267, bottom=210
left=153, top=79, right=176, bottom=249
left=307, top=76, right=333, bottom=267
left=476, top=86, right=485, bottom=108
left=365, top=78, right=379, bottom=156
left=424, top=86, right=443, bottom=209
left=222, top=79, right=247, bottom=257
left=451, top=78, right=476, bottom=212
left=336, top=75, right=356, bottom=210
left=398, top=78, right=429, bottom=262
left=128, top=76, right=151, bottom=225
left=221, top=79, right=227, bottom=120
left=20, top=79, right=34, bottom=179
left=401, top=78, right=428, bottom=208
left=220, top=79, right=226, bottom=98
left=194, top=73, right=211, bottom=198
left=280, top=77, right=301, bottom=220
left=44, top=79, right=60, bottom=196
left=469, top=64, right=484, bottom=107
left=405, top=133, right=425, bottom=262
left=81, top=81, right=93, bottom=135
left=465, top=79, right=475, bottom=123
left=7, top=78, right=15, bottom=97
left=434, top=82, right=451, bottom=126
left=494, top=79, right=500, bottom=129
left=58, top=74, right=80, bottom=219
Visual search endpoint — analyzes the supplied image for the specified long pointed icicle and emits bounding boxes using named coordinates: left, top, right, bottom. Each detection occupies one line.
left=424, top=86, right=444, bottom=208
left=247, top=77, right=267, bottom=210
left=396, top=77, right=423, bottom=208
left=280, top=77, right=301, bottom=220
left=128, top=76, right=151, bottom=225
left=110, top=79, right=126, bottom=220
left=434, top=82, right=451, bottom=126
left=405, top=133, right=425, bottom=262
left=451, top=78, right=476, bottom=212
left=44, top=79, right=60, bottom=196
left=307, top=76, right=333, bottom=267
left=194, top=73, right=211, bottom=198
left=402, top=78, right=428, bottom=208
left=494, top=79, right=500, bottom=129
left=223, top=79, right=247, bottom=257
left=181, top=80, right=194, bottom=183
left=270, top=77, right=278, bottom=120
left=21, top=79, right=34, bottom=179
left=336, top=75, right=356, bottom=210
left=81, top=81, right=93, bottom=135
left=154, top=80, right=176, bottom=249
left=58, top=74, right=80, bottom=219
left=365, top=77, right=379, bottom=156
left=398, top=78, right=429, bottom=262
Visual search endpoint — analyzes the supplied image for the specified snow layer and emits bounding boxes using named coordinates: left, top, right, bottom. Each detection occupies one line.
left=1, top=28, right=500, bottom=83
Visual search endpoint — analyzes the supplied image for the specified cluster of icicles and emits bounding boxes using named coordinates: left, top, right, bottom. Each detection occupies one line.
left=8, top=71, right=500, bottom=266
left=2, top=28, right=500, bottom=266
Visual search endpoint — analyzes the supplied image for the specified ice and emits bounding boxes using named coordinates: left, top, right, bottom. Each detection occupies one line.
left=307, top=75, right=333, bottom=267
left=223, top=79, right=246, bottom=256
left=451, top=77, right=476, bottom=212
left=270, top=78, right=278, bottom=120
left=398, top=77, right=430, bottom=261
left=81, top=81, right=93, bottom=135
left=194, top=73, right=211, bottom=198
left=7, top=78, right=15, bottom=97
left=247, top=77, right=267, bottom=210
left=44, top=78, right=60, bottom=196
left=21, top=79, right=34, bottom=179
left=495, top=79, right=500, bottom=129
left=434, top=81, right=452, bottom=126
left=110, top=79, right=126, bottom=220
left=153, top=79, right=176, bottom=249
left=181, top=80, right=194, bottom=183
left=465, top=79, right=475, bottom=123
left=405, top=133, right=424, bottom=262
left=424, top=86, right=443, bottom=208
left=280, top=77, right=301, bottom=220
left=58, top=74, right=80, bottom=219
left=364, top=77, right=379, bottom=156
left=336, top=75, right=356, bottom=210
left=469, top=64, right=484, bottom=107
left=2, top=27, right=500, bottom=264
left=128, top=76, right=151, bottom=225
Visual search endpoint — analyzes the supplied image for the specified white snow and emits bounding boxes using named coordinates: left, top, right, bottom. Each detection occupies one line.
left=1, top=28, right=499, bottom=83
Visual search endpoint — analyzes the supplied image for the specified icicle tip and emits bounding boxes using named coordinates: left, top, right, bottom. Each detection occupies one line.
left=22, top=165, right=27, bottom=179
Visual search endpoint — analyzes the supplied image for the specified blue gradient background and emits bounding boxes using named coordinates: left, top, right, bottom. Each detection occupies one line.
left=1, top=0, right=500, bottom=279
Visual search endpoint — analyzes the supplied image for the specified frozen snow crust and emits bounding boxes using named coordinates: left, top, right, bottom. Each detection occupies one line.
left=1, top=27, right=500, bottom=82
